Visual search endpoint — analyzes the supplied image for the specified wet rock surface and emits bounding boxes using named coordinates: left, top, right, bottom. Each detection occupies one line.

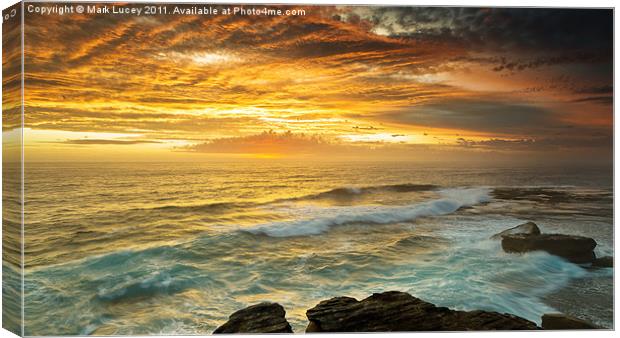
left=591, top=256, right=613, bottom=268
left=501, top=233, right=596, bottom=263
left=305, top=291, right=538, bottom=332
left=491, top=221, right=541, bottom=240
left=213, top=302, right=293, bottom=334
left=541, top=313, right=600, bottom=329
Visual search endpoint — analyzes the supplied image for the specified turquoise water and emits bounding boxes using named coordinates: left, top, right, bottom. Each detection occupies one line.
left=19, top=162, right=613, bottom=334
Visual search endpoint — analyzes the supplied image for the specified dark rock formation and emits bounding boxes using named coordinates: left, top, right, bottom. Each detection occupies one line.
left=491, top=221, right=541, bottom=240
left=305, top=291, right=538, bottom=332
left=591, top=256, right=613, bottom=268
left=213, top=302, right=293, bottom=334
left=541, top=313, right=600, bottom=329
left=501, top=234, right=596, bottom=263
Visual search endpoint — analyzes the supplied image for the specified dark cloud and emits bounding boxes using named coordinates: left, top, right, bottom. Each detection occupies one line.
left=456, top=132, right=612, bottom=151
left=377, top=99, right=557, bottom=134
left=574, top=85, right=613, bottom=95
left=457, top=138, right=535, bottom=148
left=491, top=53, right=605, bottom=72
left=353, top=7, right=612, bottom=79
left=359, top=7, right=612, bottom=55
left=572, top=96, right=613, bottom=105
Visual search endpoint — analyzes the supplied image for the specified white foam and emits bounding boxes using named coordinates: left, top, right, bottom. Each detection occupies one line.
left=245, top=187, right=491, bottom=237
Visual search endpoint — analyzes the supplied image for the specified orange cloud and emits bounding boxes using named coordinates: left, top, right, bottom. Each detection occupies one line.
left=15, top=4, right=612, bottom=162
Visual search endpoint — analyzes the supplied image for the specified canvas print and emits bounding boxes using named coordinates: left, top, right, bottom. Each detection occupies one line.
left=2, top=2, right=614, bottom=335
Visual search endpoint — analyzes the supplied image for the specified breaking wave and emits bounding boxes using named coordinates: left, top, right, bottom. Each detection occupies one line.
left=95, top=263, right=203, bottom=303
left=245, top=187, right=491, bottom=237
left=291, top=183, right=438, bottom=201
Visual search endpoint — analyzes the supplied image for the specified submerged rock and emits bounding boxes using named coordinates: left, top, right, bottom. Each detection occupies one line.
left=306, top=291, right=538, bottom=332
left=213, top=302, right=293, bottom=334
left=541, top=313, right=600, bottom=329
left=501, top=234, right=596, bottom=263
left=591, top=256, right=613, bottom=268
left=491, top=221, right=541, bottom=240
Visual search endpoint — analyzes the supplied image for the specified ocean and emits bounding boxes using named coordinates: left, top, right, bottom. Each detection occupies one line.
left=10, top=161, right=614, bottom=334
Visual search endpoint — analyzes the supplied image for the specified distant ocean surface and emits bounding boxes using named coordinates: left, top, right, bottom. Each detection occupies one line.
left=15, top=162, right=613, bottom=334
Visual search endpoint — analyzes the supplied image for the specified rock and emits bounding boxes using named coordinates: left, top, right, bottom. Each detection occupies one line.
left=213, top=302, right=293, bottom=334
left=306, top=291, right=538, bottom=332
left=501, top=234, right=596, bottom=263
left=541, top=313, right=600, bottom=329
left=591, top=256, right=613, bottom=268
left=305, top=321, right=321, bottom=332
left=491, top=221, right=541, bottom=240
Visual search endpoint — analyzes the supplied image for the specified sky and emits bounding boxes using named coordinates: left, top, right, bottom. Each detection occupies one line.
left=14, top=5, right=614, bottom=163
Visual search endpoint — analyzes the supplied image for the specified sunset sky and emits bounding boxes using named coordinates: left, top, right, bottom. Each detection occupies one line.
left=15, top=5, right=613, bottom=162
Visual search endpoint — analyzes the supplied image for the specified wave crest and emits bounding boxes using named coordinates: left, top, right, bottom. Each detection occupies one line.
left=95, top=264, right=200, bottom=303
left=297, top=183, right=437, bottom=201
left=245, top=187, right=491, bottom=237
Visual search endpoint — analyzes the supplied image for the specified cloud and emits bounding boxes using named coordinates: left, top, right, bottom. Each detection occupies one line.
left=572, top=96, right=613, bottom=105
left=345, top=7, right=612, bottom=83
left=62, top=139, right=162, bottom=145
left=456, top=131, right=612, bottom=151
left=574, top=85, right=613, bottom=95
left=18, top=5, right=613, bottom=163
left=187, top=130, right=418, bottom=156
left=353, top=7, right=612, bottom=55
left=24, top=106, right=268, bottom=136
left=188, top=130, right=339, bottom=154
left=491, top=53, right=605, bottom=73
left=377, top=99, right=557, bottom=135
left=457, top=138, right=536, bottom=148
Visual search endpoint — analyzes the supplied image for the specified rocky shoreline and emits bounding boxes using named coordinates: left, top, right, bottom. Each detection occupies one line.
left=213, top=291, right=603, bottom=333
left=213, top=222, right=610, bottom=333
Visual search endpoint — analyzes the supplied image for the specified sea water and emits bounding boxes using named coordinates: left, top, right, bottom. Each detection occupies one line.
left=13, top=161, right=613, bottom=334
